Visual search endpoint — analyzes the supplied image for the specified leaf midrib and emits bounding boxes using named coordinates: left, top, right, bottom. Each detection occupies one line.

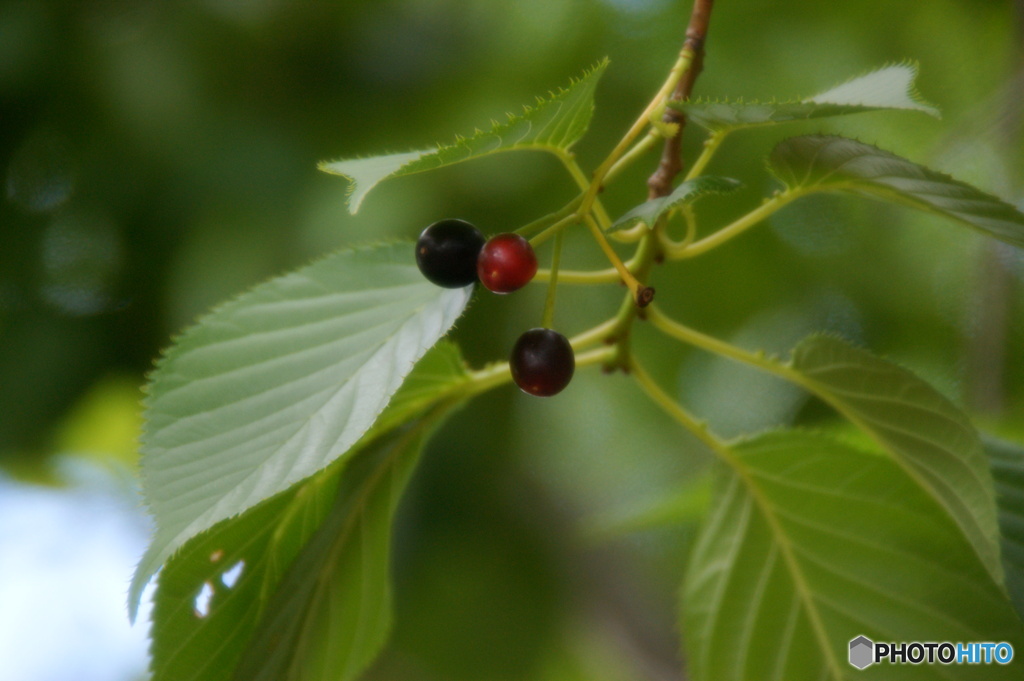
left=710, top=442, right=845, bottom=679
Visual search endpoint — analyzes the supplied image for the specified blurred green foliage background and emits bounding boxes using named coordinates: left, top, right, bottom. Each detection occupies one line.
left=1, top=1, right=1023, bottom=679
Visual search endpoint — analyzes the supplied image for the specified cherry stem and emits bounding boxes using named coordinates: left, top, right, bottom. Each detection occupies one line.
left=524, top=1, right=718, bottom=378
left=583, top=215, right=653, bottom=307
left=541, top=230, right=564, bottom=329
left=559, top=153, right=613, bottom=229
left=534, top=266, right=623, bottom=285
left=530, top=211, right=582, bottom=248
left=516, top=193, right=584, bottom=240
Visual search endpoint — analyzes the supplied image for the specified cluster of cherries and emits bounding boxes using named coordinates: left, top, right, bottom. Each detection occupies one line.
left=415, top=219, right=575, bottom=397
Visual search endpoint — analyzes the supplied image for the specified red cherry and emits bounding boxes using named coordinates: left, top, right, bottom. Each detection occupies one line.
left=510, top=328, right=575, bottom=397
left=477, top=233, right=537, bottom=293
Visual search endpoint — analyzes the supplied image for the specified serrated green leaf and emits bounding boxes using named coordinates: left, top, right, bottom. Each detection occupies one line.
left=607, top=176, right=742, bottom=233
left=684, top=430, right=1024, bottom=681
left=791, top=334, right=1004, bottom=588
left=130, top=242, right=472, bottom=617
left=369, top=339, right=468, bottom=435
left=320, top=60, right=609, bottom=213
left=673, top=63, right=938, bottom=132
left=769, top=135, right=1024, bottom=248
left=147, top=342, right=468, bottom=681
left=803, top=63, right=938, bottom=114
left=985, top=435, right=1024, bottom=620
left=232, top=413, right=438, bottom=681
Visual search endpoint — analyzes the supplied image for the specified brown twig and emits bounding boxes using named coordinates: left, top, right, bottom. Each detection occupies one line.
left=647, top=0, right=715, bottom=200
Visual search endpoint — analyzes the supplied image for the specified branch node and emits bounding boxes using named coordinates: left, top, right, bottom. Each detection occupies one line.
left=636, top=286, right=656, bottom=308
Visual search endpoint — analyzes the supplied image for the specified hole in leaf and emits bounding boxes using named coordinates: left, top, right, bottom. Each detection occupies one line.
left=193, top=581, right=214, bottom=618
left=220, top=561, right=244, bottom=589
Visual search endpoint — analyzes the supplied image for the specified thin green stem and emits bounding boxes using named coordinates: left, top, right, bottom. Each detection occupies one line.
left=577, top=48, right=695, bottom=221
left=462, top=361, right=512, bottom=396
left=534, top=266, right=623, bottom=285
left=530, top=213, right=580, bottom=248
left=541, top=230, right=564, bottom=328
left=604, top=130, right=661, bottom=186
left=609, top=223, right=649, bottom=243
left=463, top=345, right=616, bottom=400
left=646, top=305, right=813, bottom=388
left=656, top=205, right=698, bottom=253
left=682, top=205, right=697, bottom=244
left=516, top=193, right=584, bottom=239
left=559, top=152, right=613, bottom=230
left=574, top=345, right=618, bottom=369
left=584, top=215, right=651, bottom=305
left=597, top=232, right=660, bottom=370
left=569, top=317, right=619, bottom=350
left=668, top=189, right=806, bottom=259
left=683, top=130, right=727, bottom=181
left=630, top=356, right=724, bottom=453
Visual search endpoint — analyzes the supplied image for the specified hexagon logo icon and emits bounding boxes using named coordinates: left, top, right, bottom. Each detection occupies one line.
left=849, top=635, right=874, bottom=669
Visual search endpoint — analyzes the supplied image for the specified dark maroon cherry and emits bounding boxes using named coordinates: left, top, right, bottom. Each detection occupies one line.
left=510, top=328, right=575, bottom=397
left=416, top=219, right=485, bottom=288
left=477, top=233, right=537, bottom=294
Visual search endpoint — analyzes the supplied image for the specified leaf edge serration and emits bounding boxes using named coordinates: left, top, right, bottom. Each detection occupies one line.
left=318, top=58, right=610, bottom=213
